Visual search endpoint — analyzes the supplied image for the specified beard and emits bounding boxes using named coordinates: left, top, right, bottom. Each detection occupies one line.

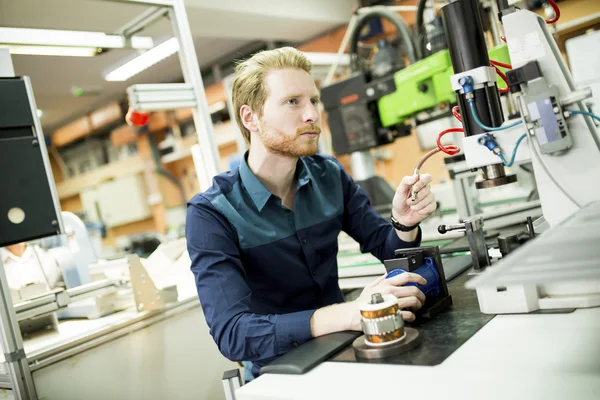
left=258, top=121, right=321, bottom=158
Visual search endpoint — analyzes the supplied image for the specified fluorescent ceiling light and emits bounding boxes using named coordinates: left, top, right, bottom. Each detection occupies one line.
left=3, top=45, right=98, bottom=57
left=304, top=52, right=350, bottom=66
left=0, top=27, right=153, bottom=50
left=105, top=38, right=179, bottom=82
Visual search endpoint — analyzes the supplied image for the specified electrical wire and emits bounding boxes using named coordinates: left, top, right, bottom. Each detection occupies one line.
left=415, top=148, right=441, bottom=172
left=436, top=128, right=463, bottom=156
left=452, top=105, right=462, bottom=123
left=493, top=65, right=510, bottom=93
left=468, top=100, right=522, bottom=131
left=498, top=133, right=528, bottom=167
left=489, top=60, right=512, bottom=93
left=569, top=109, right=600, bottom=123
left=529, top=136, right=582, bottom=208
left=545, top=0, right=560, bottom=24
left=409, top=128, right=462, bottom=200
left=490, top=60, right=512, bottom=70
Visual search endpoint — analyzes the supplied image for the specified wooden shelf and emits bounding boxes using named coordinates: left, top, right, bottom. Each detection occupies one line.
left=56, top=155, right=146, bottom=199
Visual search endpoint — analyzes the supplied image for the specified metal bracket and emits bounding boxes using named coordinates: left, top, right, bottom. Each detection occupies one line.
left=222, top=369, right=243, bottom=400
left=128, top=255, right=178, bottom=312
left=4, top=348, right=26, bottom=363
left=451, top=66, right=497, bottom=92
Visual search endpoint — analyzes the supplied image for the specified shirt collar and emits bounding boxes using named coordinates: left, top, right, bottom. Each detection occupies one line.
left=239, top=151, right=313, bottom=212
left=239, top=152, right=273, bottom=212
left=296, top=157, right=313, bottom=189
left=1, top=246, right=32, bottom=264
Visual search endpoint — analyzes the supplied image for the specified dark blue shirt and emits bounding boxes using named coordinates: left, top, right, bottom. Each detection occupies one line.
left=185, top=153, right=421, bottom=376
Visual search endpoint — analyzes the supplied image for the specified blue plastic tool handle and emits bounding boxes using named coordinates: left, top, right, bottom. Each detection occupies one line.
left=385, top=257, right=440, bottom=297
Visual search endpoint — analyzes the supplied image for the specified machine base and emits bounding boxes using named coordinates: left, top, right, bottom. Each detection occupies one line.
left=353, top=327, right=421, bottom=359
left=475, top=174, right=517, bottom=189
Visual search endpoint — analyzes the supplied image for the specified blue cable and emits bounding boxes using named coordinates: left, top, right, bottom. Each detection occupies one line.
left=499, top=133, right=528, bottom=167
left=468, top=100, right=522, bottom=131
left=569, top=109, right=600, bottom=123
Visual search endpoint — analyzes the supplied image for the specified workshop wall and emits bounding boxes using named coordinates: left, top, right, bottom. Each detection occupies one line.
left=45, top=0, right=599, bottom=247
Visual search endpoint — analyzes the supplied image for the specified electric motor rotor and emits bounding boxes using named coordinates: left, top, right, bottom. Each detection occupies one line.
left=359, top=293, right=405, bottom=347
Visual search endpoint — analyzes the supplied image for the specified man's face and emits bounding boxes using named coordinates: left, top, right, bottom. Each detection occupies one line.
left=257, top=68, right=321, bottom=157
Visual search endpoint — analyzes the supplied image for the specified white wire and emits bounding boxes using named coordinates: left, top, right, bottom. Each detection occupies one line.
left=529, top=136, right=582, bottom=208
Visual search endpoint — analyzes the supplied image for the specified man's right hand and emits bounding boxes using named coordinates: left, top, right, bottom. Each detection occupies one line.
left=347, top=272, right=426, bottom=330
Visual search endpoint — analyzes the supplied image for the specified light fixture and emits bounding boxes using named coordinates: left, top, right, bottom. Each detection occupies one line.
left=127, top=83, right=195, bottom=111
left=2, top=45, right=99, bottom=57
left=37, top=109, right=43, bottom=118
left=0, top=27, right=154, bottom=50
left=303, top=52, right=350, bottom=66
left=105, top=38, right=179, bottom=82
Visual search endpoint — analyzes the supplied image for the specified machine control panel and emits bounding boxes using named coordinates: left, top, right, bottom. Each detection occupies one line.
left=321, top=72, right=399, bottom=155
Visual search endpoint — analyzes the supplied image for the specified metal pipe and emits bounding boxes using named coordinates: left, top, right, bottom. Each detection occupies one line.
left=487, top=1, right=502, bottom=47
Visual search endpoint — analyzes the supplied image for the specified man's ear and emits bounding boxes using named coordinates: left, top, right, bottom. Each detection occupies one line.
left=240, top=105, right=258, bottom=133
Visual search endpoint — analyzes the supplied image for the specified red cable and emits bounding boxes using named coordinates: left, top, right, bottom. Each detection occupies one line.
left=452, top=105, right=462, bottom=123
left=436, top=128, right=463, bottom=156
left=490, top=59, right=512, bottom=69
left=494, top=65, right=510, bottom=93
left=545, top=0, right=560, bottom=24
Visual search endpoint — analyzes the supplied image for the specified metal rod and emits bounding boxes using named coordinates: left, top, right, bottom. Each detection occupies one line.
left=169, top=0, right=222, bottom=187
left=116, top=6, right=168, bottom=37
left=324, top=12, right=359, bottom=86
left=0, top=257, right=37, bottom=398
left=65, top=279, right=118, bottom=298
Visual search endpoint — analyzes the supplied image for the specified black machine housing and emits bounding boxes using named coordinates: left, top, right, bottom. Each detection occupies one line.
left=320, top=71, right=410, bottom=155
left=383, top=246, right=453, bottom=319
left=0, top=77, right=62, bottom=247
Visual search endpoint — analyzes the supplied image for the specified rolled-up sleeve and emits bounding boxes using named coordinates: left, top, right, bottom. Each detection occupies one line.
left=186, top=197, right=315, bottom=362
left=331, top=159, right=421, bottom=261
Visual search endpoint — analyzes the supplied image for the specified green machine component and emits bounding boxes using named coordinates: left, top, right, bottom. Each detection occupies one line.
left=378, top=44, right=512, bottom=127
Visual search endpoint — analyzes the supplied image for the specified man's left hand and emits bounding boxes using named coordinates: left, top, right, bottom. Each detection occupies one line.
left=392, top=174, right=437, bottom=228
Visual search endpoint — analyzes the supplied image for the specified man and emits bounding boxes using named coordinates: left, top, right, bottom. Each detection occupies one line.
left=185, top=47, right=436, bottom=379
left=1, top=243, right=63, bottom=296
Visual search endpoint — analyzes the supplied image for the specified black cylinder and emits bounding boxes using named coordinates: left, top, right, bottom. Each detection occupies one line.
left=442, top=0, right=505, bottom=138
left=441, top=0, right=490, bottom=73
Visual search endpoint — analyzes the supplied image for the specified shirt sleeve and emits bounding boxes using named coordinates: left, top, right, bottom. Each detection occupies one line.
left=333, top=158, right=422, bottom=262
left=186, top=197, right=316, bottom=363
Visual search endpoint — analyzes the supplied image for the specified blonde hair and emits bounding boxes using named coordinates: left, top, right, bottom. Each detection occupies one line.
left=232, top=47, right=313, bottom=145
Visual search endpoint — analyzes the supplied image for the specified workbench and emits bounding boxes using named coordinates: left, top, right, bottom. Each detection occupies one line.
left=0, top=280, right=238, bottom=400
left=237, top=269, right=600, bottom=400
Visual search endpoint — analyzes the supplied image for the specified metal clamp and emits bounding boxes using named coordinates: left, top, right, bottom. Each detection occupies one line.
left=438, top=216, right=491, bottom=270
left=4, top=348, right=26, bottom=363
left=451, top=66, right=497, bottom=92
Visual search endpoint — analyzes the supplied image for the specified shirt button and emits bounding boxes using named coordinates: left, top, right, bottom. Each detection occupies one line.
left=285, top=210, right=291, bottom=214
left=312, top=270, right=317, bottom=276
left=292, top=342, right=299, bottom=348
left=302, top=239, right=307, bottom=244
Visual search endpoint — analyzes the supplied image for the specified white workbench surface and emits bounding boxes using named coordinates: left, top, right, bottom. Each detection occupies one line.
left=237, top=307, right=600, bottom=400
